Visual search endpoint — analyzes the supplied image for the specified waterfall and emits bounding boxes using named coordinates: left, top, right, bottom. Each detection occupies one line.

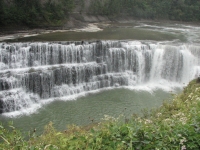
left=0, top=41, right=200, bottom=114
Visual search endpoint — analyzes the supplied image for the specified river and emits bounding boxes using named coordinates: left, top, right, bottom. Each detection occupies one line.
left=0, top=21, right=200, bottom=135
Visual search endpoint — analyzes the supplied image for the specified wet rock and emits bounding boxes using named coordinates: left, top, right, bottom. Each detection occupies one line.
left=196, top=77, right=200, bottom=83
left=0, top=99, right=3, bottom=114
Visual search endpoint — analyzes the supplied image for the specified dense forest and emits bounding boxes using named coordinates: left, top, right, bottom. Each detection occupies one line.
left=89, top=0, right=200, bottom=21
left=0, top=0, right=74, bottom=27
left=0, top=0, right=200, bottom=27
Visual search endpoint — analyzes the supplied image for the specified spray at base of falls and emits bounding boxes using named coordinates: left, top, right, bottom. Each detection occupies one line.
left=0, top=40, right=200, bottom=116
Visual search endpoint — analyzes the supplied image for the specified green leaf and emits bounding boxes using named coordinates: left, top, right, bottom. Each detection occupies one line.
left=56, top=132, right=62, bottom=136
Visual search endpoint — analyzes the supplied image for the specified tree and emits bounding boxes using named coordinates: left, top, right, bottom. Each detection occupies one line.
left=0, top=0, right=4, bottom=25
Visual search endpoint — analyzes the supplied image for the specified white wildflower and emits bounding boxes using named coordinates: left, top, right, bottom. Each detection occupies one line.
left=181, top=145, right=186, bottom=150
left=164, top=118, right=171, bottom=123
left=157, top=113, right=162, bottom=117
left=144, top=119, right=152, bottom=124
left=179, top=117, right=187, bottom=125
left=136, top=118, right=142, bottom=123
left=180, top=137, right=187, bottom=145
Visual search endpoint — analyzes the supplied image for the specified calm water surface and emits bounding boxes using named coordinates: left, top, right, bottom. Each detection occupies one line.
left=7, top=21, right=192, bottom=42
left=0, top=88, right=172, bottom=135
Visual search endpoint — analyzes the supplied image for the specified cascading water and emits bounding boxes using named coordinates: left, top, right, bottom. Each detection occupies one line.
left=0, top=41, right=200, bottom=114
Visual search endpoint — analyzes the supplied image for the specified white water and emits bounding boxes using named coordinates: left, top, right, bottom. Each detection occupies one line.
left=135, top=23, right=200, bottom=43
left=1, top=40, right=200, bottom=117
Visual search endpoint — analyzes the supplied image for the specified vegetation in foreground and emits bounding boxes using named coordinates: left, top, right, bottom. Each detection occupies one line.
left=0, top=79, right=200, bottom=150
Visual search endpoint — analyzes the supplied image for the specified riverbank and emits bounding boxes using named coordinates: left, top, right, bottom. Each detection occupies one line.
left=0, top=23, right=103, bottom=42
left=1, top=79, right=200, bottom=149
left=1, top=13, right=200, bottom=42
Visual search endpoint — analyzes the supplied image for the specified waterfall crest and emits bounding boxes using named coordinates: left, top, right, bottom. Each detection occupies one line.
left=1, top=41, right=200, bottom=114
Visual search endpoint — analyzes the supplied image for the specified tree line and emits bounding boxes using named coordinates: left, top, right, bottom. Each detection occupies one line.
left=0, top=0, right=74, bottom=27
left=89, top=0, right=200, bottom=21
left=0, top=0, right=200, bottom=28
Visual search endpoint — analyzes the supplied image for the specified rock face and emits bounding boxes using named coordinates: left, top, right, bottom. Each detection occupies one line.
left=74, top=0, right=92, bottom=13
left=67, top=0, right=111, bottom=27
left=0, top=41, right=200, bottom=113
left=0, top=99, right=3, bottom=114
left=196, top=77, right=200, bottom=83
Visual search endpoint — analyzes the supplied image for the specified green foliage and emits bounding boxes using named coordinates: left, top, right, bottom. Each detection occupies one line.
left=0, top=0, right=75, bottom=27
left=0, top=122, right=29, bottom=149
left=89, top=0, right=123, bottom=16
left=89, top=0, right=200, bottom=21
left=0, top=0, right=5, bottom=25
left=1, top=79, right=200, bottom=149
left=1, top=0, right=200, bottom=27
